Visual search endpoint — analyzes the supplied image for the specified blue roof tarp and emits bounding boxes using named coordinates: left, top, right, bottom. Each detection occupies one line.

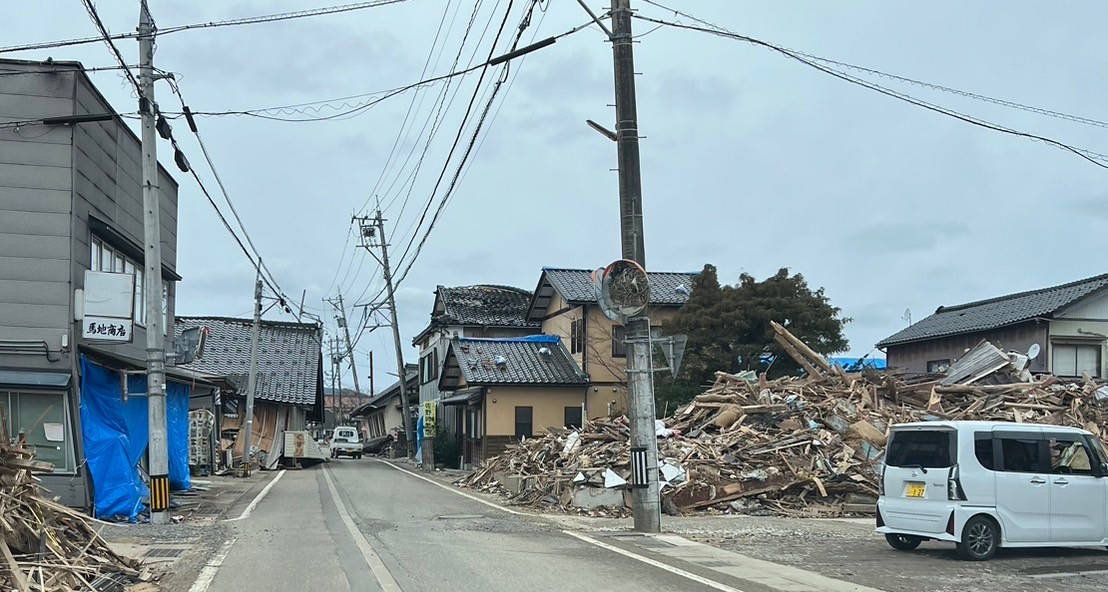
left=79, top=356, right=191, bottom=522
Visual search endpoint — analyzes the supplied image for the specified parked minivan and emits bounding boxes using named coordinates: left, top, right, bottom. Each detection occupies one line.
left=877, top=420, right=1108, bottom=560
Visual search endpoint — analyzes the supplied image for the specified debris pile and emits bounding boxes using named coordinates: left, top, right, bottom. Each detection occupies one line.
left=456, top=325, right=1108, bottom=517
left=1, top=414, right=153, bottom=591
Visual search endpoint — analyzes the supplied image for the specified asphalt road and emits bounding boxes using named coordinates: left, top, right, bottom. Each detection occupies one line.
left=194, top=459, right=736, bottom=592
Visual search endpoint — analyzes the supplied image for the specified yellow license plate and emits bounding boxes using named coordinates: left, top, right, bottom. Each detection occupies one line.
left=906, top=482, right=926, bottom=498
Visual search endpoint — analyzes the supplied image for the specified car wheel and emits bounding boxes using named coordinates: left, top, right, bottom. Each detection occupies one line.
left=885, top=534, right=922, bottom=551
left=957, top=515, right=999, bottom=561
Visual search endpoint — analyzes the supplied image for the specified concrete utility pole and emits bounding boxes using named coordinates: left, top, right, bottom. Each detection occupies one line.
left=239, top=263, right=263, bottom=477
left=329, top=293, right=362, bottom=395
left=354, top=211, right=416, bottom=457
left=335, top=336, right=346, bottom=425
left=138, top=3, right=170, bottom=524
left=610, top=0, right=661, bottom=533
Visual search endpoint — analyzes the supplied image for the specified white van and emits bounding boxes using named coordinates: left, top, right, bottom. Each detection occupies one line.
left=877, top=420, right=1108, bottom=560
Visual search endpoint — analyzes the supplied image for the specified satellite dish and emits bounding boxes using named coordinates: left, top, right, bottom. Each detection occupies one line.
left=601, top=259, right=650, bottom=320
left=1027, top=343, right=1041, bottom=360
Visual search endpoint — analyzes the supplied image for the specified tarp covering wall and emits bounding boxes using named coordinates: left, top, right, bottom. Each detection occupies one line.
left=79, top=356, right=191, bottom=521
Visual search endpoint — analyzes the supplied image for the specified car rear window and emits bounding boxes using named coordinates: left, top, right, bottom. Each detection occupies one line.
left=886, top=430, right=955, bottom=468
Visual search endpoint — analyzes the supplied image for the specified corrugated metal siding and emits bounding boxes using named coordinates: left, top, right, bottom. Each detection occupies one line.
left=885, top=321, right=1048, bottom=374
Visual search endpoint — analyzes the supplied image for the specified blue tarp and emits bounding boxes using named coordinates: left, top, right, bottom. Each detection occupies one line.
left=79, top=356, right=191, bottom=521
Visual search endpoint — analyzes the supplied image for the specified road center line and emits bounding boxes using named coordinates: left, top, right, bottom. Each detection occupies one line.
left=562, top=531, right=746, bottom=592
left=187, top=537, right=237, bottom=592
left=322, top=464, right=403, bottom=592
left=375, top=459, right=523, bottom=515
left=224, top=469, right=286, bottom=522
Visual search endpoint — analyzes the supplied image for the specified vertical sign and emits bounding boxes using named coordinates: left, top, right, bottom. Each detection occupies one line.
left=630, top=446, right=648, bottom=489
left=422, top=402, right=437, bottom=438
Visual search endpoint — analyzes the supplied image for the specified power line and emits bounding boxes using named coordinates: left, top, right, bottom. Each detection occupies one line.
left=0, top=64, right=135, bottom=76
left=639, top=0, right=1108, bottom=130
left=633, top=13, right=1108, bottom=171
left=0, top=0, right=410, bottom=55
left=80, top=0, right=141, bottom=91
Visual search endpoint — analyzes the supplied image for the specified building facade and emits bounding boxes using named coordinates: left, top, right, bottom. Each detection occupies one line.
left=878, top=274, right=1108, bottom=378
left=1, top=59, right=184, bottom=510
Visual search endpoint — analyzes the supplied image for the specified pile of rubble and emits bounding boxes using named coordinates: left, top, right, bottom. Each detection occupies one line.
left=456, top=324, right=1108, bottom=517
left=1, top=414, right=154, bottom=591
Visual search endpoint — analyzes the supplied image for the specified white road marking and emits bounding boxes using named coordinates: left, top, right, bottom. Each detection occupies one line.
left=562, top=530, right=746, bottom=592
left=224, top=469, right=286, bottom=522
left=375, top=459, right=523, bottom=515
left=187, top=537, right=236, bottom=592
left=322, top=464, right=403, bottom=592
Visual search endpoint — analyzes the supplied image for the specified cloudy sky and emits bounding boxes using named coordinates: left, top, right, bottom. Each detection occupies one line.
left=8, top=1, right=1108, bottom=388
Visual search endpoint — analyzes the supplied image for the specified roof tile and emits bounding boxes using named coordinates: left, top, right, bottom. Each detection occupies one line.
left=452, top=335, right=588, bottom=386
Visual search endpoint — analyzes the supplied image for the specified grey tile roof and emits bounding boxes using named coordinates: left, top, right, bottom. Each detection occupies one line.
left=543, top=268, right=697, bottom=305
left=175, top=316, right=323, bottom=406
left=438, top=285, right=539, bottom=327
left=449, top=335, right=588, bottom=386
left=877, top=273, right=1108, bottom=347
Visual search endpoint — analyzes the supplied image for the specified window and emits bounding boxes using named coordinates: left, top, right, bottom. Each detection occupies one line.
left=420, top=353, right=433, bottom=384
left=570, top=319, right=584, bottom=354
left=886, top=429, right=955, bottom=468
left=997, top=436, right=1046, bottom=473
left=1052, top=343, right=1101, bottom=378
left=514, top=406, right=532, bottom=439
left=973, top=433, right=996, bottom=470
left=1, top=391, right=74, bottom=473
left=612, top=326, right=627, bottom=358
left=467, top=407, right=482, bottom=438
left=90, top=236, right=170, bottom=328
left=927, top=359, right=951, bottom=373
left=564, top=406, right=583, bottom=429
left=1048, top=436, right=1094, bottom=475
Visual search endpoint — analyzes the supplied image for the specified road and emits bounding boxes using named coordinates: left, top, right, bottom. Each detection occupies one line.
left=192, top=459, right=763, bottom=592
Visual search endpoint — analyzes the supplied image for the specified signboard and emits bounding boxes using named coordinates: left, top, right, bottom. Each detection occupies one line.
left=422, top=402, right=437, bottom=438
left=82, top=316, right=133, bottom=342
left=82, top=271, right=135, bottom=343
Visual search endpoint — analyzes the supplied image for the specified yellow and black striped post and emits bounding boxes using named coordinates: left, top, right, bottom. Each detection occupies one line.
left=149, top=474, right=171, bottom=513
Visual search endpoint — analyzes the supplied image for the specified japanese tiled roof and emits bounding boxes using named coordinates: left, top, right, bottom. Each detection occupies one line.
left=526, top=267, right=697, bottom=321
left=437, top=285, right=539, bottom=327
left=175, top=316, right=322, bottom=406
left=877, top=273, right=1108, bottom=347
left=448, top=335, right=588, bottom=386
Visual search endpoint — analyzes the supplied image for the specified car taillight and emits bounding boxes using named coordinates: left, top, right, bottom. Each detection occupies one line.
left=947, top=464, right=966, bottom=501
left=879, top=464, right=886, bottom=495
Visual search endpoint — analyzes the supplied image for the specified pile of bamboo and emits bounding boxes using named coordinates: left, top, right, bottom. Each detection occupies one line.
left=1, top=414, right=153, bottom=591
left=456, top=324, right=1108, bottom=517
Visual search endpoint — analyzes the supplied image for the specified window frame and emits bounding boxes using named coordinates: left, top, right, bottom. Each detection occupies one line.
left=995, top=433, right=1049, bottom=474
left=1051, top=342, right=1102, bottom=378
left=514, top=406, right=533, bottom=439
left=612, top=325, right=627, bottom=358
left=927, top=359, right=951, bottom=373
left=1046, top=433, right=1098, bottom=476
left=569, top=319, right=584, bottom=354
left=91, top=235, right=172, bottom=329
left=1, top=390, right=76, bottom=474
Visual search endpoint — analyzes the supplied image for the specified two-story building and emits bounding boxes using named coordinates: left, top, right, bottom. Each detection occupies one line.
left=877, top=273, right=1108, bottom=378
left=524, top=267, right=697, bottom=418
left=411, top=285, right=540, bottom=437
left=0, top=58, right=191, bottom=514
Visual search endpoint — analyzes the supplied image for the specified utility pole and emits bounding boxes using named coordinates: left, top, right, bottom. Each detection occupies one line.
left=610, top=0, right=660, bottom=532
left=138, top=3, right=170, bottom=524
left=329, top=293, right=362, bottom=395
left=353, top=212, right=415, bottom=457
left=368, top=350, right=375, bottom=397
left=239, top=263, right=263, bottom=477
left=335, top=336, right=345, bottom=426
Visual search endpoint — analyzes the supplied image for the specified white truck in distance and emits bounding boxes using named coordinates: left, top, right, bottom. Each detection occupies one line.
left=329, top=426, right=362, bottom=459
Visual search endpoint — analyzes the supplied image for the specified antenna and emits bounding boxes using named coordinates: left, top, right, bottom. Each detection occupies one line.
left=902, top=308, right=912, bottom=326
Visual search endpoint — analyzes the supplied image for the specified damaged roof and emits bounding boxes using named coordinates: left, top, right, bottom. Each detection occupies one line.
left=527, top=267, right=698, bottom=322
left=175, top=316, right=323, bottom=407
left=877, top=273, right=1108, bottom=347
left=439, top=335, right=588, bottom=389
left=413, top=284, right=539, bottom=344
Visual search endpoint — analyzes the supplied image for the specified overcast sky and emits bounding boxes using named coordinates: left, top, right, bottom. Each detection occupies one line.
left=8, top=1, right=1108, bottom=389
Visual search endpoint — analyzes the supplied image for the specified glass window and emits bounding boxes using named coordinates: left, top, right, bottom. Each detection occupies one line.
left=1053, top=343, right=1101, bottom=378
left=1048, top=437, right=1093, bottom=475
left=612, top=326, right=627, bottom=358
left=974, top=433, right=996, bottom=470
left=998, top=436, right=1046, bottom=473
left=927, top=359, right=951, bottom=373
left=4, top=391, right=73, bottom=473
left=564, top=406, right=583, bottom=429
left=514, top=406, right=532, bottom=439
left=91, top=238, right=101, bottom=272
left=886, top=430, right=955, bottom=468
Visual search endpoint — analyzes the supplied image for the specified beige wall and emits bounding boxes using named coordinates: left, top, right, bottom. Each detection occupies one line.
left=484, top=386, right=586, bottom=436
left=1048, top=319, right=1108, bottom=378
left=586, top=384, right=627, bottom=419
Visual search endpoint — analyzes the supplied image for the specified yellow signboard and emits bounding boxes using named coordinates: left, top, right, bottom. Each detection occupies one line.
left=423, top=402, right=437, bottom=438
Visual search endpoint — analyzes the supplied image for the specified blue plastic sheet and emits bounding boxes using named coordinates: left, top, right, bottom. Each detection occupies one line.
left=79, top=356, right=192, bottom=521
left=79, top=356, right=145, bottom=521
